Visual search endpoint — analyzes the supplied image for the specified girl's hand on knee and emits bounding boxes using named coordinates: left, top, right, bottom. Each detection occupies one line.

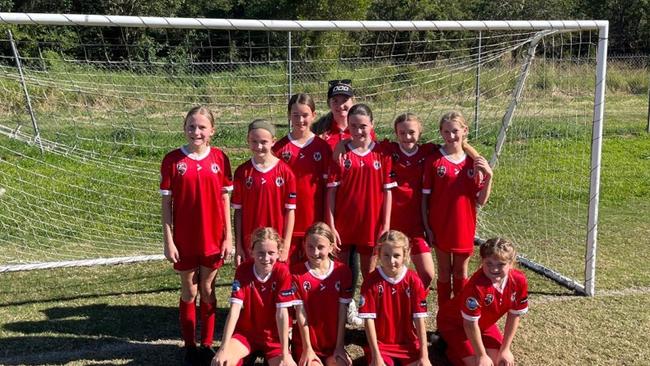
left=496, top=348, right=515, bottom=366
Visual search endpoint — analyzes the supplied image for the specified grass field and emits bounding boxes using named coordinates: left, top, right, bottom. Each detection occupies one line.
left=1, top=54, right=650, bottom=365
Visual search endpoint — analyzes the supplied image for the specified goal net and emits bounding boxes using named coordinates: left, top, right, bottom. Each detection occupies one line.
left=0, top=15, right=607, bottom=296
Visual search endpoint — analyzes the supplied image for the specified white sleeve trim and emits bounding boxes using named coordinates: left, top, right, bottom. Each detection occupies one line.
left=358, top=313, right=376, bottom=319
left=509, top=307, right=528, bottom=316
left=461, top=311, right=480, bottom=322
left=413, top=312, right=429, bottom=319
left=229, top=298, right=244, bottom=306
left=285, top=204, right=297, bottom=210
left=339, top=298, right=352, bottom=304
left=384, top=182, right=397, bottom=189
left=160, top=189, right=171, bottom=196
left=231, top=203, right=242, bottom=209
left=276, top=301, right=294, bottom=308
left=292, top=299, right=304, bottom=307
left=327, top=181, right=340, bottom=188
left=422, top=188, right=431, bottom=194
left=223, top=185, right=234, bottom=192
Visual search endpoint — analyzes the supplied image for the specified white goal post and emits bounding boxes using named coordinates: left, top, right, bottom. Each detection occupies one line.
left=0, top=14, right=607, bottom=296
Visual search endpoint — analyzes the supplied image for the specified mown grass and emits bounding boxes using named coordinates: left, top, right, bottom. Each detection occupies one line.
left=0, top=57, right=649, bottom=364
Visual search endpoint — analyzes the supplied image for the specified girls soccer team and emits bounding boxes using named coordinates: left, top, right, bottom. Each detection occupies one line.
left=161, top=81, right=528, bottom=366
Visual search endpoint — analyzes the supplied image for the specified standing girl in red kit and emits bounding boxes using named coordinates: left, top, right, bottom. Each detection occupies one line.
left=422, top=111, right=493, bottom=305
left=273, top=93, right=331, bottom=265
left=160, top=106, right=233, bottom=365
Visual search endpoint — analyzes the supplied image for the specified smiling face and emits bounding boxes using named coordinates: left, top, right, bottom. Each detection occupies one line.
left=379, top=243, right=406, bottom=278
left=348, top=113, right=373, bottom=145
left=253, top=238, right=280, bottom=276
left=304, top=234, right=333, bottom=269
left=247, top=128, right=275, bottom=161
left=482, top=255, right=513, bottom=285
left=290, top=102, right=316, bottom=135
left=395, top=119, right=422, bottom=151
left=328, top=95, right=354, bottom=126
left=440, top=119, right=468, bottom=150
left=184, top=113, right=214, bottom=152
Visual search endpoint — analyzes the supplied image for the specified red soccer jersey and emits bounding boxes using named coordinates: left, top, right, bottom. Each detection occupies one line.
left=437, top=268, right=529, bottom=332
left=160, top=146, right=233, bottom=256
left=229, top=260, right=295, bottom=345
left=231, top=159, right=297, bottom=255
left=422, top=148, right=483, bottom=253
left=291, top=260, right=353, bottom=356
left=382, top=141, right=438, bottom=239
left=273, top=135, right=331, bottom=237
left=358, top=267, right=429, bottom=356
left=327, top=142, right=396, bottom=246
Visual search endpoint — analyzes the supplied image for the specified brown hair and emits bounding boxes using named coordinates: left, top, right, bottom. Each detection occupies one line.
left=377, top=230, right=411, bottom=265
left=479, top=238, right=516, bottom=263
left=348, top=103, right=374, bottom=124
left=250, top=227, right=284, bottom=253
left=288, top=93, right=316, bottom=114
left=393, top=112, right=422, bottom=130
left=184, top=106, right=215, bottom=127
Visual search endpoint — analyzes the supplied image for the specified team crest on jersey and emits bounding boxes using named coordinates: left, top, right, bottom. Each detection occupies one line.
left=303, top=281, right=311, bottom=291
left=231, top=280, right=241, bottom=292
left=377, top=284, right=384, bottom=296
left=313, top=152, right=322, bottom=161
left=335, top=280, right=341, bottom=291
left=176, top=162, right=188, bottom=176
left=211, top=163, right=220, bottom=174
left=392, top=152, right=400, bottom=162
left=245, top=176, right=253, bottom=189
left=272, top=281, right=277, bottom=291
left=373, top=161, right=381, bottom=170
left=343, top=159, right=352, bottom=170
left=437, top=166, right=446, bottom=177
left=281, top=151, right=292, bottom=162
left=275, top=177, right=285, bottom=187
left=484, top=294, right=494, bottom=306
left=466, top=297, right=479, bottom=311
left=405, top=287, right=411, bottom=298
left=467, top=168, right=475, bottom=178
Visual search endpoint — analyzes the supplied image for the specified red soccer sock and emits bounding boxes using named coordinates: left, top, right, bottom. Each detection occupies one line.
left=179, top=298, right=197, bottom=348
left=436, top=280, right=452, bottom=306
left=200, top=300, right=216, bottom=347
left=452, top=276, right=468, bottom=296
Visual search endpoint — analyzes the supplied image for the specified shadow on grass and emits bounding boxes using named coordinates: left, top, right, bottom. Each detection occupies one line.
left=0, top=303, right=230, bottom=365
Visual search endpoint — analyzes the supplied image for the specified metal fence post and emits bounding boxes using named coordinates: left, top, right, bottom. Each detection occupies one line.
left=647, top=55, right=650, bottom=133
left=474, top=31, right=482, bottom=139
left=8, top=30, right=44, bottom=154
left=287, top=31, right=293, bottom=130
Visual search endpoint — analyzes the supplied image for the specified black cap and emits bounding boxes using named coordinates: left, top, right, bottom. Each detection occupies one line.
left=327, top=79, right=354, bottom=99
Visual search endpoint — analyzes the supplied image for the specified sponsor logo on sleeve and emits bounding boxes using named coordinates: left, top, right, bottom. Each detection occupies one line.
left=520, top=296, right=528, bottom=304
left=420, top=300, right=427, bottom=308
left=465, top=297, right=479, bottom=311
left=281, top=289, right=293, bottom=297
left=231, top=280, right=241, bottom=292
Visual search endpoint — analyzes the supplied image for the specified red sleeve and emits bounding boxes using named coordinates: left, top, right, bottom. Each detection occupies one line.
left=459, top=283, right=482, bottom=321
left=410, top=273, right=429, bottom=318
left=231, top=166, right=243, bottom=209
left=338, top=265, right=354, bottom=303
left=222, top=152, right=233, bottom=192
left=422, top=155, right=434, bottom=194
left=230, top=265, right=247, bottom=305
left=357, top=278, right=377, bottom=319
left=326, top=157, right=343, bottom=188
left=159, top=153, right=173, bottom=193
left=291, top=273, right=303, bottom=304
left=510, top=271, right=529, bottom=315
left=275, top=264, right=296, bottom=307
left=284, top=166, right=297, bottom=210
left=381, top=148, right=396, bottom=190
